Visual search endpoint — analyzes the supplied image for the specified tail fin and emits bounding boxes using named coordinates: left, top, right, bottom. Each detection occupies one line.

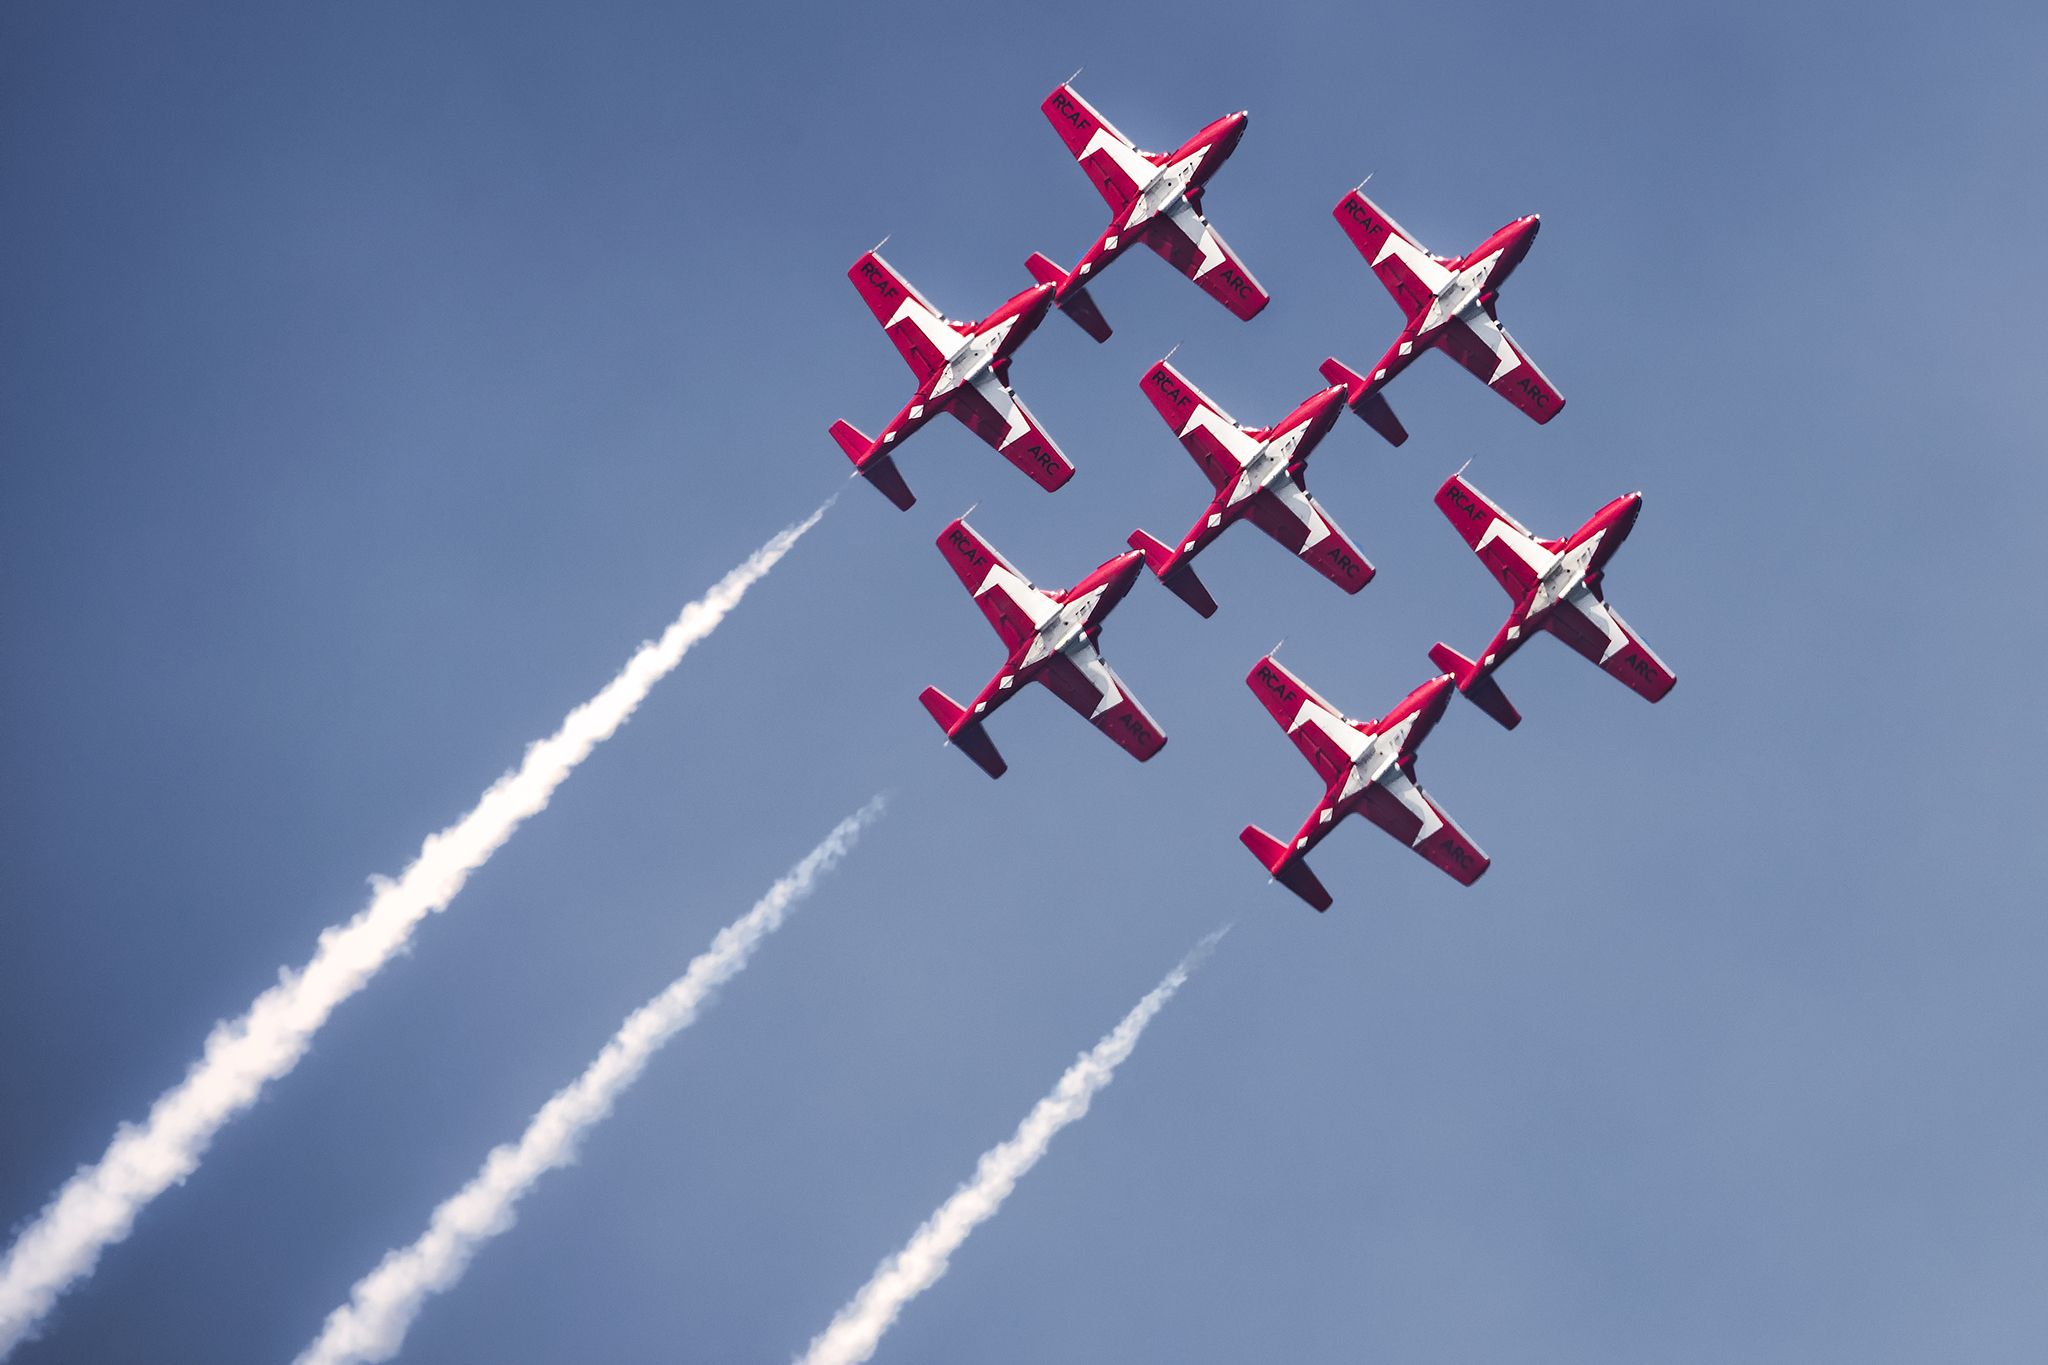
left=1127, top=529, right=1218, bottom=618
left=831, top=419, right=916, bottom=511
left=919, top=686, right=1007, bottom=778
left=1319, top=358, right=1407, bottom=446
left=1239, top=825, right=1333, bottom=912
left=1027, top=252, right=1112, bottom=343
left=1428, top=643, right=1521, bottom=730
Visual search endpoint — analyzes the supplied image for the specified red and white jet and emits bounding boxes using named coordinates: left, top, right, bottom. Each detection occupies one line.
left=919, top=517, right=1167, bottom=779
left=1240, top=656, right=1489, bottom=911
left=1428, top=472, right=1676, bottom=730
left=831, top=250, right=1075, bottom=511
left=1320, top=189, right=1564, bottom=445
left=1025, top=81, right=1269, bottom=341
left=1125, top=357, right=1375, bottom=618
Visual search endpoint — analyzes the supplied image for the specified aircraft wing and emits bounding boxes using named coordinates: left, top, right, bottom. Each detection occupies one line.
left=949, top=372, right=1077, bottom=492
left=1546, top=582, right=1677, bottom=703
left=1245, top=655, right=1362, bottom=789
left=1240, top=480, right=1375, bottom=594
left=1139, top=359, right=1254, bottom=491
left=1042, top=83, right=1154, bottom=215
left=849, top=252, right=957, bottom=384
left=1147, top=200, right=1270, bottom=320
left=1333, top=190, right=1451, bottom=321
left=1037, top=645, right=1168, bottom=762
left=1358, top=768, right=1490, bottom=886
left=1435, top=473, right=1552, bottom=599
left=935, top=518, right=1054, bottom=654
left=1432, top=309, right=1566, bottom=424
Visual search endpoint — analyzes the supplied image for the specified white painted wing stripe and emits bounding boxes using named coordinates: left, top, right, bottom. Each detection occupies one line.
left=1372, top=221, right=1453, bottom=295
left=1452, top=309, right=1524, bottom=384
left=886, top=297, right=965, bottom=359
left=967, top=371, right=1035, bottom=451
left=975, top=566, right=1059, bottom=630
left=1378, top=768, right=1444, bottom=847
left=1476, top=517, right=1556, bottom=582
left=1263, top=478, right=1332, bottom=549
left=1162, top=197, right=1224, bottom=279
left=1290, top=702, right=1369, bottom=764
left=1178, top=402, right=1259, bottom=464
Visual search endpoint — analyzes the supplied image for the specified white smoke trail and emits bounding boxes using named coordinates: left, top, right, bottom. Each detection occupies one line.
left=0, top=505, right=830, bottom=1356
left=797, top=927, right=1228, bottom=1365
left=293, top=798, right=885, bottom=1365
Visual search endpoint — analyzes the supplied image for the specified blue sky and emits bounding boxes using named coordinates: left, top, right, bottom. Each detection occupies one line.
left=4, top=1, right=2046, bottom=1360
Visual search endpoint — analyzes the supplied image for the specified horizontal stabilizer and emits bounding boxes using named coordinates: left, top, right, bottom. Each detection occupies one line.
left=831, top=420, right=915, bottom=511
left=1354, top=391, right=1407, bottom=447
left=1240, top=825, right=1333, bottom=912
left=1429, top=642, right=1521, bottom=730
left=1318, top=356, right=1370, bottom=404
left=1320, top=358, right=1407, bottom=446
left=919, top=686, right=1007, bottom=778
left=1026, top=252, right=1112, bottom=342
left=1127, top=529, right=1217, bottom=618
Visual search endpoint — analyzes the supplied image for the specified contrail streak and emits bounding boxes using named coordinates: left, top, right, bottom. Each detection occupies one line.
left=0, top=504, right=830, bottom=1356
left=796, top=927, right=1227, bottom=1365
left=293, top=798, right=885, bottom=1365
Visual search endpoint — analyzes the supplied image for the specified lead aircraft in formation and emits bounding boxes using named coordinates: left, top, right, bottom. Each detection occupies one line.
left=1027, top=81, right=1269, bottom=338
left=1126, top=358, right=1375, bottom=617
left=1239, top=655, right=1490, bottom=911
left=833, top=250, right=1075, bottom=511
left=839, top=80, right=1675, bottom=911
left=919, top=517, right=1167, bottom=779
left=1321, top=188, right=1565, bottom=445
left=1427, top=472, right=1676, bottom=729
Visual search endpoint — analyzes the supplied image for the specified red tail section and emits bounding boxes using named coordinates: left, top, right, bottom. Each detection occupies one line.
left=1319, top=358, right=1407, bottom=446
left=919, top=686, right=1007, bottom=779
left=831, top=419, right=916, bottom=511
left=1239, top=825, right=1333, bottom=912
left=1428, top=643, right=1521, bottom=730
left=1026, top=252, right=1112, bottom=343
left=1127, top=529, right=1218, bottom=618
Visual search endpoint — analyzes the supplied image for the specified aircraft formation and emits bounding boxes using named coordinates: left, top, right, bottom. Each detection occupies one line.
left=833, top=79, right=1676, bottom=912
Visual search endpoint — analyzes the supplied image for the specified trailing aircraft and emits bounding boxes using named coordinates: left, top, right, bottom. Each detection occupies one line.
left=1320, top=188, right=1564, bottom=445
left=1428, top=471, right=1676, bottom=729
left=1126, top=357, right=1375, bottom=617
left=831, top=250, right=1074, bottom=511
left=1240, top=655, right=1489, bottom=911
left=1026, top=81, right=1268, bottom=340
left=919, top=517, right=1167, bottom=778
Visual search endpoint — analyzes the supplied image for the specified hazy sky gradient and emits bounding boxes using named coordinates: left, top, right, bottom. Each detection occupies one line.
left=3, top=2, right=2045, bottom=1362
